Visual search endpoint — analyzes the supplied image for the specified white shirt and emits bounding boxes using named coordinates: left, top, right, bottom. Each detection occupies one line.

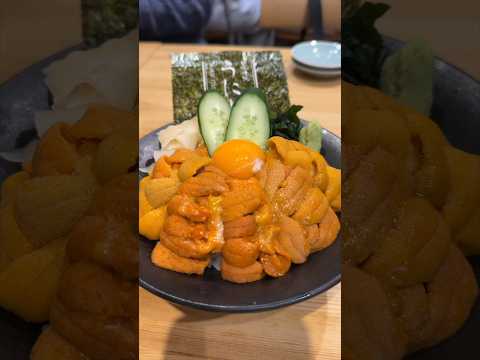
left=207, top=0, right=262, bottom=33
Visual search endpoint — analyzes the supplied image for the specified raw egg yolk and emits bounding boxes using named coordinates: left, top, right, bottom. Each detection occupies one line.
left=212, top=140, right=265, bottom=179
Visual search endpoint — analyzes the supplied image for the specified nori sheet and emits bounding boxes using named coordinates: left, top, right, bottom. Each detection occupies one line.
left=171, top=51, right=290, bottom=123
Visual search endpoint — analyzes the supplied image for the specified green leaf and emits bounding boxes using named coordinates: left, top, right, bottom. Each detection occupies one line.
left=270, top=105, right=303, bottom=140
left=342, top=2, right=391, bottom=87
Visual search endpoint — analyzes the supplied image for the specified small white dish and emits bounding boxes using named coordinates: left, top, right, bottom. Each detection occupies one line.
left=292, top=41, right=341, bottom=70
left=293, top=60, right=341, bottom=78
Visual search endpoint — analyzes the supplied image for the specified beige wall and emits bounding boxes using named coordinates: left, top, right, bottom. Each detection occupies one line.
left=0, top=0, right=82, bottom=83
left=260, top=0, right=309, bottom=31
left=260, top=0, right=340, bottom=37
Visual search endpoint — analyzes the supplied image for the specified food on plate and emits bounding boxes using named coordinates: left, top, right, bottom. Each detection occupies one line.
left=0, top=30, right=140, bottom=358
left=0, top=238, right=67, bottom=322
left=151, top=242, right=209, bottom=275
left=342, top=81, right=480, bottom=357
left=67, top=103, right=136, bottom=140
left=67, top=216, right=137, bottom=280
left=44, top=30, right=138, bottom=111
left=270, top=104, right=303, bottom=141
left=221, top=259, right=265, bottom=284
left=442, top=146, right=480, bottom=255
left=0, top=104, right=138, bottom=358
left=342, top=264, right=408, bottom=360
left=225, top=89, right=271, bottom=149
left=139, top=207, right=167, bottom=241
left=197, top=90, right=231, bottom=155
left=49, top=260, right=137, bottom=360
left=93, top=129, right=137, bottom=184
left=143, top=177, right=180, bottom=208
left=380, top=39, right=434, bottom=115
left=15, top=175, right=94, bottom=248
left=190, top=88, right=273, bottom=156
left=154, top=117, right=201, bottom=160
left=299, top=121, right=323, bottom=152
left=31, top=326, right=89, bottom=360
left=32, top=123, right=79, bottom=176
left=211, top=140, right=265, bottom=179
left=178, top=166, right=229, bottom=197
left=140, top=90, right=341, bottom=283
left=90, top=173, right=138, bottom=221
left=308, top=208, right=341, bottom=252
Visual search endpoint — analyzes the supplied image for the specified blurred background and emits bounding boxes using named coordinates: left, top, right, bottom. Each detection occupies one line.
left=343, top=0, right=480, bottom=80
left=139, top=0, right=340, bottom=45
left=376, top=0, right=480, bottom=79
left=2, top=0, right=479, bottom=83
left=0, top=0, right=340, bottom=84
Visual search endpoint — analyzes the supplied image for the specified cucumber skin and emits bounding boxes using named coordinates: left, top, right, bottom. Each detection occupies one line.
left=197, top=90, right=231, bottom=156
left=226, top=88, right=271, bottom=147
left=240, top=88, right=268, bottom=104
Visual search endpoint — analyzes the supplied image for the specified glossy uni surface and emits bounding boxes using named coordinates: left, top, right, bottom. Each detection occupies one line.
left=139, top=125, right=341, bottom=312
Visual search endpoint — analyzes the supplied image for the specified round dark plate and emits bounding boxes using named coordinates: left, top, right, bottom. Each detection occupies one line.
left=139, top=125, right=341, bottom=312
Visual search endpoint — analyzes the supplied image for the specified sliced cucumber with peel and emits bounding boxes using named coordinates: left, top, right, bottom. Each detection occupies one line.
left=225, top=89, right=270, bottom=148
left=197, top=91, right=231, bottom=155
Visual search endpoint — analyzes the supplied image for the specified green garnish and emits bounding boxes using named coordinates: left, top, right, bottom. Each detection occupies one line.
left=300, top=122, right=323, bottom=152
left=270, top=105, right=303, bottom=140
left=342, top=2, right=391, bottom=87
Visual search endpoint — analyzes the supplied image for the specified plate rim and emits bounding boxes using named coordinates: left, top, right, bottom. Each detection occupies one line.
left=139, top=271, right=341, bottom=313
left=139, top=124, right=341, bottom=312
left=292, top=57, right=341, bottom=72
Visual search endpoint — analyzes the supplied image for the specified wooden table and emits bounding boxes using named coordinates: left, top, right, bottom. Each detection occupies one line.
left=139, top=43, right=341, bottom=360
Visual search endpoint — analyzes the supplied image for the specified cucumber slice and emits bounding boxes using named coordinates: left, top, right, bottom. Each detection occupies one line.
left=225, top=89, right=270, bottom=148
left=197, top=91, right=231, bottom=155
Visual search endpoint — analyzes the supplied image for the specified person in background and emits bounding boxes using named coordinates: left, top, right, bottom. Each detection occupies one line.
left=206, top=0, right=340, bottom=45
left=139, top=0, right=340, bottom=44
left=139, top=0, right=213, bottom=42
left=206, top=0, right=273, bottom=45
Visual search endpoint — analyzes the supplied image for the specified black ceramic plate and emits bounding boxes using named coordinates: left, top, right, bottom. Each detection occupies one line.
left=139, top=126, right=341, bottom=312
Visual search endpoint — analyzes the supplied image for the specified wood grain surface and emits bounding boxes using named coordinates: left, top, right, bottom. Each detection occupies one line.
left=139, top=43, right=341, bottom=360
